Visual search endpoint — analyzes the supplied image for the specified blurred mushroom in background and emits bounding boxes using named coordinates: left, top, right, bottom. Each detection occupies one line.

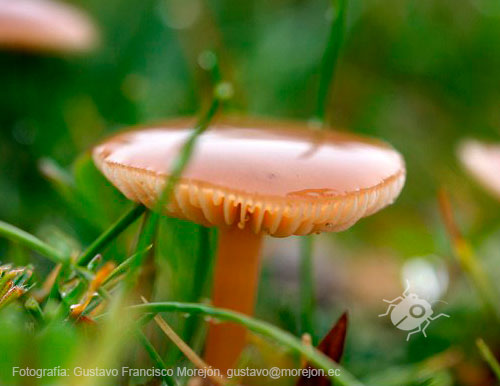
left=458, top=140, right=500, bottom=200
left=0, top=0, right=98, bottom=54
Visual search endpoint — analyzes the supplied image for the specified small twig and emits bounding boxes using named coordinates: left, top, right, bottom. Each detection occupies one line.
left=140, top=297, right=227, bottom=386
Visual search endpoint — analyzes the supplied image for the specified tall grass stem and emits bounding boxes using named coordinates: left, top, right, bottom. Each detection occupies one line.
left=316, top=0, right=348, bottom=123
left=128, top=96, right=221, bottom=289
left=299, top=0, right=349, bottom=339
left=77, top=204, right=146, bottom=266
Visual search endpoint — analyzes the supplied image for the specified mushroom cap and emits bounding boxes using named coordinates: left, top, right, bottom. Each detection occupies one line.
left=93, top=118, right=406, bottom=237
left=0, top=0, right=98, bottom=53
left=458, top=139, right=500, bottom=199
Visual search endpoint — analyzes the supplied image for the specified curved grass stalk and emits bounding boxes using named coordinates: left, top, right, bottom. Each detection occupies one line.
left=0, top=220, right=67, bottom=264
left=129, top=302, right=363, bottom=386
left=142, top=297, right=227, bottom=386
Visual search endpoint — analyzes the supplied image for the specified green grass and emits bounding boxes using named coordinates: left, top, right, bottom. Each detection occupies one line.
left=476, top=338, right=500, bottom=381
left=299, top=0, right=349, bottom=340
left=129, top=302, right=363, bottom=386
left=0, top=220, right=68, bottom=264
left=77, top=204, right=146, bottom=266
left=1, top=0, right=500, bottom=385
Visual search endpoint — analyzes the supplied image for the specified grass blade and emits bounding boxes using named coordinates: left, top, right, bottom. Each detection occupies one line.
left=182, top=226, right=214, bottom=347
left=300, top=0, right=349, bottom=339
left=128, top=302, right=363, bottom=386
left=0, top=220, right=67, bottom=264
left=129, top=96, right=221, bottom=288
left=102, top=246, right=152, bottom=288
left=142, top=297, right=226, bottom=385
left=476, top=338, right=500, bottom=381
left=135, top=328, right=177, bottom=385
left=77, top=204, right=146, bottom=266
left=437, top=189, right=500, bottom=320
left=316, top=0, right=348, bottom=123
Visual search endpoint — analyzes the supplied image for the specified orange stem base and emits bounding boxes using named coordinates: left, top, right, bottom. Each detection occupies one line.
left=204, top=227, right=263, bottom=374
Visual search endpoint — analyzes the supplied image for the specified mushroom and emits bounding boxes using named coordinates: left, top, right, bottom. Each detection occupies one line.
left=92, top=117, right=406, bottom=372
left=0, top=0, right=98, bottom=53
left=458, top=140, right=500, bottom=199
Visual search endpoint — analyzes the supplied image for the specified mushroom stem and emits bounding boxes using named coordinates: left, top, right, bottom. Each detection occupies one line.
left=204, top=226, right=263, bottom=373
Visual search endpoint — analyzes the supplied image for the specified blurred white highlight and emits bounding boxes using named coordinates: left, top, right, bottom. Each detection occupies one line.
left=402, top=256, right=449, bottom=300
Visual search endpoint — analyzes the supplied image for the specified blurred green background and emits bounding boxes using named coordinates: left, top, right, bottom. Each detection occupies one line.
left=2, top=0, right=500, bottom=385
